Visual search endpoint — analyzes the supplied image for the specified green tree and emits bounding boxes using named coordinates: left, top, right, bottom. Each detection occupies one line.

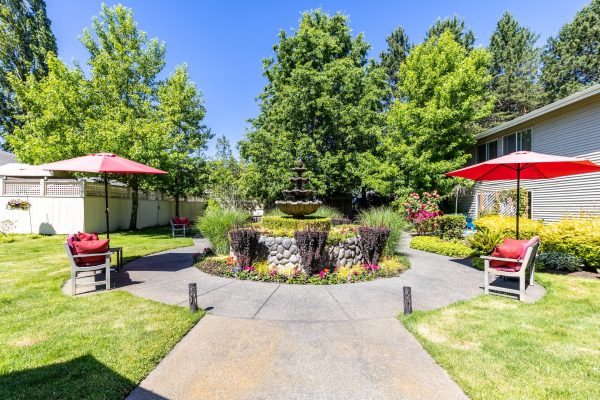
left=157, top=66, right=212, bottom=216
left=368, top=31, right=492, bottom=198
left=379, top=26, right=411, bottom=94
left=0, top=0, right=57, bottom=149
left=208, top=135, right=249, bottom=210
left=426, top=15, right=475, bottom=50
left=239, top=10, right=389, bottom=205
left=488, top=12, right=543, bottom=125
left=8, top=5, right=210, bottom=229
left=541, top=0, right=600, bottom=101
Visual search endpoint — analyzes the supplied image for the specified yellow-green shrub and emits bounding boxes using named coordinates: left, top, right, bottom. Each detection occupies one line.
left=474, top=215, right=543, bottom=240
left=261, top=215, right=331, bottom=232
left=410, top=236, right=475, bottom=258
left=540, top=217, right=600, bottom=267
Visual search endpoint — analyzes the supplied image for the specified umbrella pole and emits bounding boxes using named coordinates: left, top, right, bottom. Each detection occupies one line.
left=516, top=166, right=520, bottom=240
left=104, top=172, right=110, bottom=240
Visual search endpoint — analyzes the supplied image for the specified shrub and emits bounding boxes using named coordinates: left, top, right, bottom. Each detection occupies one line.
left=358, top=207, right=406, bottom=256
left=327, top=224, right=359, bottom=245
left=474, top=215, right=543, bottom=239
left=468, top=228, right=504, bottom=256
left=410, top=236, right=475, bottom=258
left=402, top=191, right=442, bottom=234
left=435, top=214, right=466, bottom=240
left=294, top=229, right=328, bottom=275
left=359, top=226, right=390, bottom=265
left=331, top=217, right=352, bottom=226
left=379, top=255, right=410, bottom=276
left=262, top=215, right=331, bottom=232
left=229, top=228, right=260, bottom=267
left=197, top=207, right=250, bottom=255
left=540, top=217, right=600, bottom=267
left=537, top=252, right=584, bottom=271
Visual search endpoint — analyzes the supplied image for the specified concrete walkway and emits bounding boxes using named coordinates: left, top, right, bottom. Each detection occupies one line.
left=108, top=236, right=543, bottom=399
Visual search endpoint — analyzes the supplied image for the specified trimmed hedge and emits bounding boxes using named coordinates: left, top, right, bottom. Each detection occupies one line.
left=540, top=217, right=600, bottom=267
left=261, top=215, right=331, bottom=232
left=474, top=215, right=543, bottom=240
left=435, top=214, right=466, bottom=240
left=410, top=236, right=475, bottom=258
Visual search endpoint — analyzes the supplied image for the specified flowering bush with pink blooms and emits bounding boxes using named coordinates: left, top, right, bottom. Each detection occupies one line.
left=403, top=191, right=443, bottom=235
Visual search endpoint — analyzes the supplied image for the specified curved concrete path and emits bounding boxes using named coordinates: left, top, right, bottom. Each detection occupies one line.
left=113, top=237, right=542, bottom=399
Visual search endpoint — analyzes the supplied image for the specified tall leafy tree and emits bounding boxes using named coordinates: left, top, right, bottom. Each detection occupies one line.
left=379, top=26, right=411, bottom=93
left=0, top=0, right=57, bottom=149
left=487, top=12, right=543, bottom=125
left=208, top=135, right=249, bottom=210
left=426, top=15, right=475, bottom=50
left=8, top=5, right=211, bottom=229
left=541, top=0, right=600, bottom=101
left=239, top=10, right=389, bottom=204
left=366, top=31, right=492, bottom=197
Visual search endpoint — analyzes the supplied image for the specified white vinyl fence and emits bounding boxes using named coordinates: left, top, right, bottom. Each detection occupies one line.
left=0, top=178, right=205, bottom=234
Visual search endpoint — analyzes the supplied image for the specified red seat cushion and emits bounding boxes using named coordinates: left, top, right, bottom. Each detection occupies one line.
left=490, top=244, right=523, bottom=270
left=73, top=239, right=109, bottom=266
left=77, top=232, right=99, bottom=241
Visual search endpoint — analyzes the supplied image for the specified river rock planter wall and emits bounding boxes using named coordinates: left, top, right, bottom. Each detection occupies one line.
left=257, top=235, right=363, bottom=273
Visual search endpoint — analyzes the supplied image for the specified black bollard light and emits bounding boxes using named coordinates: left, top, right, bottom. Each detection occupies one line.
left=403, top=286, right=413, bottom=315
left=189, top=283, right=198, bottom=312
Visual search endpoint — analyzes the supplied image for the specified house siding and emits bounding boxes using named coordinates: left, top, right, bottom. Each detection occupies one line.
left=464, top=98, right=600, bottom=222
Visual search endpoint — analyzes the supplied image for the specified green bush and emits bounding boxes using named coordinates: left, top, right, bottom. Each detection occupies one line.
left=537, top=252, right=584, bottom=271
left=410, top=236, right=475, bottom=258
left=197, top=207, right=250, bottom=255
left=261, top=215, right=331, bottom=232
left=309, top=205, right=343, bottom=219
left=474, top=215, right=543, bottom=239
left=435, top=214, right=466, bottom=240
left=468, top=228, right=504, bottom=256
left=359, top=207, right=407, bottom=256
left=327, top=224, right=359, bottom=245
left=540, top=217, right=600, bottom=267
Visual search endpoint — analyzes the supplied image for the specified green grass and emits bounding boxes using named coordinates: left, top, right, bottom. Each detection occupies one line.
left=400, top=273, right=600, bottom=400
left=0, top=227, right=203, bottom=400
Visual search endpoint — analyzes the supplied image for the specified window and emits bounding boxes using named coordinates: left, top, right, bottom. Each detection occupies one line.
left=502, top=128, right=532, bottom=155
left=477, top=139, right=499, bottom=162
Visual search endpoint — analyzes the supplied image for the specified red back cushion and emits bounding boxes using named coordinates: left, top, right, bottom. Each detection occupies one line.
left=67, top=234, right=78, bottom=253
left=77, top=232, right=99, bottom=241
left=73, top=239, right=109, bottom=266
left=173, top=217, right=190, bottom=225
left=490, top=244, right=523, bottom=269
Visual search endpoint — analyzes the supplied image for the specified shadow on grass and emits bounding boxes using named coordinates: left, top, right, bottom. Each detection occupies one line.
left=0, top=354, right=167, bottom=400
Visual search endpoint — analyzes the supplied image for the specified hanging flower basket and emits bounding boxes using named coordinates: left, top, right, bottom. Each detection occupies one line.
left=7, top=199, right=31, bottom=210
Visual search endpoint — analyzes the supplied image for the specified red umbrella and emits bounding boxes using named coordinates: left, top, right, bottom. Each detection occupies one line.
left=446, top=151, right=600, bottom=238
left=40, top=153, right=167, bottom=238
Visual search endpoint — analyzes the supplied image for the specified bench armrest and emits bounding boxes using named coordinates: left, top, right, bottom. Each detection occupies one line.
left=480, top=255, right=521, bottom=263
left=72, top=252, right=112, bottom=258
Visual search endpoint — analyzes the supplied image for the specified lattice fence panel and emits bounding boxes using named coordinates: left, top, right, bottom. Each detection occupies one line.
left=45, top=182, right=83, bottom=197
left=4, top=181, right=41, bottom=196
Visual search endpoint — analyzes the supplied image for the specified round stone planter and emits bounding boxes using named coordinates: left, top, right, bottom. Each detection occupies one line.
left=258, top=235, right=363, bottom=273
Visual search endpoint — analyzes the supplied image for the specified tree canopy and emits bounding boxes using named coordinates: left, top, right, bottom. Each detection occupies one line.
left=364, top=31, right=492, bottom=198
left=0, top=0, right=56, bottom=148
left=541, top=0, right=600, bottom=101
left=487, top=12, right=543, bottom=125
left=426, top=15, right=475, bottom=50
left=8, top=4, right=211, bottom=228
left=379, top=26, right=411, bottom=94
left=239, top=10, right=389, bottom=204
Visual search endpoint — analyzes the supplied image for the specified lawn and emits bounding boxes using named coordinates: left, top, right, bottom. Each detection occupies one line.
left=0, top=227, right=203, bottom=400
left=400, top=273, right=600, bottom=400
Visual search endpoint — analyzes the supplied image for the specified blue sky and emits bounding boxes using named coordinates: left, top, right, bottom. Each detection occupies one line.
left=46, top=0, right=589, bottom=156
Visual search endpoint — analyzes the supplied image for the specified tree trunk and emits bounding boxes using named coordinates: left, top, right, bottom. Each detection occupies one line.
left=129, top=184, right=139, bottom=230
left=175, top=194, right=180, bottom=217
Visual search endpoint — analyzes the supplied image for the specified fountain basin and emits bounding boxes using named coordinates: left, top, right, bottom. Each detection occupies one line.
left=275, top=200, right=322, bottom=217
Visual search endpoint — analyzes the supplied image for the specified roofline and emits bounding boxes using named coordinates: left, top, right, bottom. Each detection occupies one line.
left=476, top=84, right=600, bottom=140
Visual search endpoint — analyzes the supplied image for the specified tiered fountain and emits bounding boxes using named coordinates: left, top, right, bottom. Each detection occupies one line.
left=275, top=159, right=322, bottom=218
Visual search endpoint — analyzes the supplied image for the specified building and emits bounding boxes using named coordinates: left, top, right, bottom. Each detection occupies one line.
left=0, top=150, right=17, bottom=166
left=462, top=84, right=600, bottom=222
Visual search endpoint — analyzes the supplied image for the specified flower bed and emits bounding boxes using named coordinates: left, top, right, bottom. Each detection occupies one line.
left=195, top=254, right=410, bottom=284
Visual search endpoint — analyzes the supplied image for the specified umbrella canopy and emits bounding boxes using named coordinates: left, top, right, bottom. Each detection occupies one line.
left=40, top=153, right=167, bottom=239
left=39, top=153, right=167, bottom=174
left=446, top=151, right=600, bottom=238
